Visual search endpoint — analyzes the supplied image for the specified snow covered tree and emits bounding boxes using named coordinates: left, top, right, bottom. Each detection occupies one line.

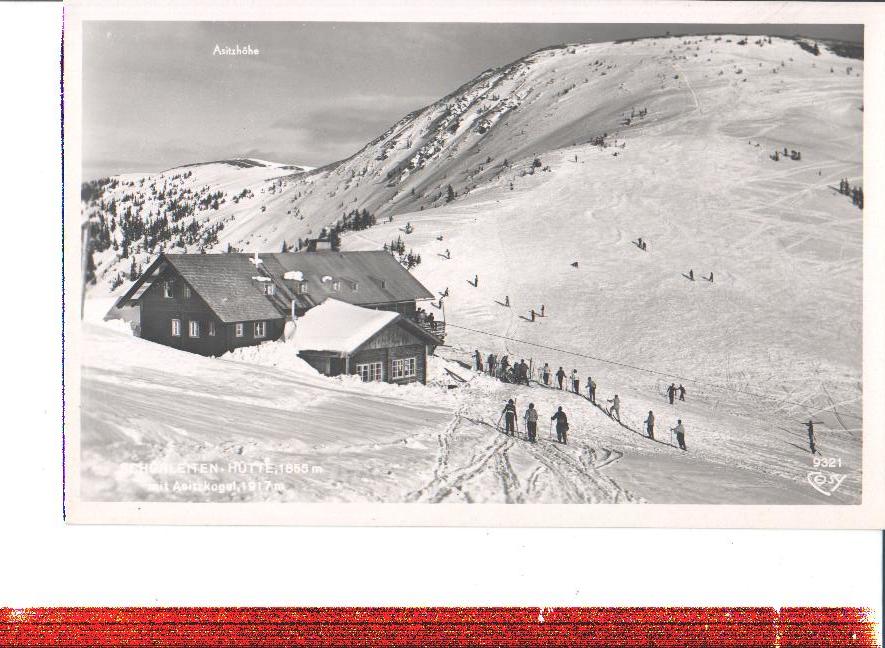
left=446, top=184, right=455, bottom=203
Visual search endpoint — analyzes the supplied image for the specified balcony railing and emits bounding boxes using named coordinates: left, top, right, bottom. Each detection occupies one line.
left=416, top=319, right=445, bottom=340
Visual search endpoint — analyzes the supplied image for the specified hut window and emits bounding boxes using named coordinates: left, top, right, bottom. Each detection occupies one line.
left=171, top=319, right=181, bottom=337
left=356, top=361, right=383, bottom=382
left=189, top=321, right=200, bottom=338
left=332, top=280, right=341, bottom=292
left=263, top=284, right=276, bottom=296
left=391, top=357, right=417, bottom=379
left=254, top=321, right=266, bottom=338
left=208, top=321, right=216, bottom=337
left=352, top=281, right=359, bottom=292
left=235, top=323, right=244, bottom=337
left=183, top=285, right=192, bottom=299
left=164, top=281, right=174, bottom=298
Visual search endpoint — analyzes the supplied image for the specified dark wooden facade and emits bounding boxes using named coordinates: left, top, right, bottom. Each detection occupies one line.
left=371, top=300, right=417, bottom=318
left=138, top=266, right=285, bottom=357
left=299, top=320, right=430, bottom=385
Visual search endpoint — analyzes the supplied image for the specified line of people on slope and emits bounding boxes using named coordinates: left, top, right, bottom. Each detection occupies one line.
left=500, top=397, right=688, bottom=451
left=501, top=400, right=570, bottom=444
left=476, top=351, right=692, bottom=451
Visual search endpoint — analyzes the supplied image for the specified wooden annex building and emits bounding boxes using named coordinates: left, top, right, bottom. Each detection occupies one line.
left=114, top=250, right=442, bottom=385
left=295, top=299, right=440, bottom=385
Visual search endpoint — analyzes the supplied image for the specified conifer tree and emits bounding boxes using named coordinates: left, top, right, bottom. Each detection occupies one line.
left=84, top=250, right=96, bottom=285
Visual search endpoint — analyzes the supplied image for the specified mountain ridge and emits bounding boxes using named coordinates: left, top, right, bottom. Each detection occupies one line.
left=82, top=34, right=862, bottom=294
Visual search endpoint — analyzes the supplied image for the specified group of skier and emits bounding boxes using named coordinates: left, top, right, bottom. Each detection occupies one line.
left=500, top=399, right=570, bottom=444
left=499, top=294, right=546, bottom=322
left=478, top=349, right=823, bottom=457
left=641, top=411, right=687, bottom=449
left=484, top=352, right=692, bottom=450
left=498, top=394, right=689, bottom=450
left=686, top=269, right=714, bottom=282
left=538, top=364, right=598, bottom=401
left=666, top=383, right=687, bottom=404
left=838, top=178, right=864, bottom=209
left=477, top=351, right=531, bottom=385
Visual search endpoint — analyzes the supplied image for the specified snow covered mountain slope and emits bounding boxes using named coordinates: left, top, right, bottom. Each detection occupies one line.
left=81, top=158, right=312, bottom=288
left=83, top=36, right=862, bottom=294
left=79, top=34, right=863, bottom=505
left=334, top=35, right=863, bottom=503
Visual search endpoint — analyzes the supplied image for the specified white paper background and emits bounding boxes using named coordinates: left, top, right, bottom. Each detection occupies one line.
left=0, top=3, right=879, bottom=629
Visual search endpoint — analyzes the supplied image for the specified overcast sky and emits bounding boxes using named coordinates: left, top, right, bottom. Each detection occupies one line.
left=82, top=22, right=862, bottom=180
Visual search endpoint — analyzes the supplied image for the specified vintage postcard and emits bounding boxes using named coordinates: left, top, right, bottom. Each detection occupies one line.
left=63, top=1, right=885, bottom=526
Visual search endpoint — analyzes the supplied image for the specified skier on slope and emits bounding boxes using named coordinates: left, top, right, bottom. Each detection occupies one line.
left=570, top=369, right=580, bottom=394
left=474, top=274, right=479, bottom=287
left=678, top=384, right=686, bottom=401
left=542, top=363, right=551, bottom=386
left=524, top=403, right=539, bottom=443
left=502, top=399, right=517, bottom=436
left=500, top=355, right=510, bottom=379
left=551, top=406, right=569, bottom=444
left=607, top=394, right=621, bottom=422
left=667, top=383, right=676, bottom=405
left=644, top=411, right=655, bottom=440
left=588, top=377, right=597, bottom=404
left=487, top=353, right=497, bottom=377
left=505, top=295, right=510, bottom=307
left=556, top=367, right=566, bottom=390
left=806, top=420, right=817, bottom=455
left=688, top=269, right=694, bottom=281
left=540, top=304, right=545, bottom=317
left=518, top=359, right=529, bottom=386
left=474, top=350, right=483, bottom=372
left=672, top=419, right=687, bottom=450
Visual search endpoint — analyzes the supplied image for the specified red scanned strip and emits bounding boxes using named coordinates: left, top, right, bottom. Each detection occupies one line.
left=0, top=607, right=877, bottom=646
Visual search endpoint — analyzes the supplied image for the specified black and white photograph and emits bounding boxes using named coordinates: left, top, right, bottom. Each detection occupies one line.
left=63, top=4, right=883, bottom=525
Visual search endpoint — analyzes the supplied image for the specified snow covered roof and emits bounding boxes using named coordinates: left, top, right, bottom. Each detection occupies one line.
left=115, top=250, right=434, bottom=322
left=294, top=299, right=399, bottom=354
left=263, top=250, right=434, bottom=305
